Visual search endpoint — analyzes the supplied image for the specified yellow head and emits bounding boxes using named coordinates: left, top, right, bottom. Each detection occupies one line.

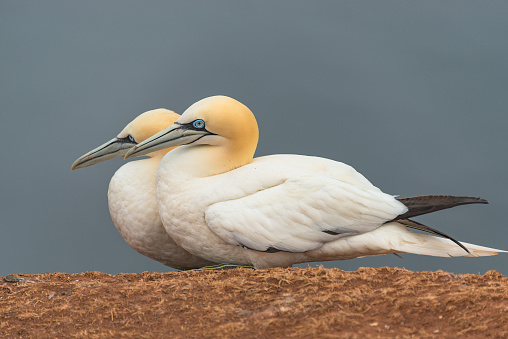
left=71, top=109, right=180, bottom=170
left=125, top=96, right=259, bottom=172
left=117, top=109, right=180, bottom=144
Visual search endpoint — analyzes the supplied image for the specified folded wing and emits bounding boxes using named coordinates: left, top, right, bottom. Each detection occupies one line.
left=205, top=171, right=406, bottom=253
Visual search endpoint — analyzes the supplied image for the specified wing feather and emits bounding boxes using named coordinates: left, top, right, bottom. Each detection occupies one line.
left=205, top=171, right=406, bottom=253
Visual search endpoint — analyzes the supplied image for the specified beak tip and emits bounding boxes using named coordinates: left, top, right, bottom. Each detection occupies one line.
left=124, top=148, right=136, bottom=159
left=70, top=161, right=80, bottom=171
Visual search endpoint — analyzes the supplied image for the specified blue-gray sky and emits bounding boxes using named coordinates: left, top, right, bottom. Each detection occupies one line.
left=1, top=1, right=507, bottom=276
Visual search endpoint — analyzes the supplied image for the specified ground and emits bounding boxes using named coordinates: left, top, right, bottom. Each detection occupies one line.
left=1, top=267, right=507, bottom=338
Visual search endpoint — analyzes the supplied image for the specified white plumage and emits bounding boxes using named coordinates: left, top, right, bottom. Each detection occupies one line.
left=126, top=96, right=506, bottom=269
left=72, top=109, right=214, bottom=270
left=106, top=151, right=214, bottom=269
left=204, top=157, right=406, bottom=253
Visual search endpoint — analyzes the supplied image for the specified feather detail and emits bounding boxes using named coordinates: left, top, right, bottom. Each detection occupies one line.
left=397, top=219, right=469, bottom=254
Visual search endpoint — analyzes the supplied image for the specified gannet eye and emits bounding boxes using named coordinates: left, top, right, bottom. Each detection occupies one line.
left=127, top=134, right=136, bottom=143
left=192, top=119, right=205, bottom=129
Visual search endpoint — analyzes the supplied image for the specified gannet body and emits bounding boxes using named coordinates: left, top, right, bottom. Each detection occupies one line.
left=126, top=96, right=506, bottom=269
left=71, top=109, right=214, bottom=270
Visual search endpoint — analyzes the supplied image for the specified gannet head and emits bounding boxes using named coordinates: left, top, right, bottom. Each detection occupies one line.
left=71, top=109, right=180, bottom=170
left=125, top=96, right=259, bottom=170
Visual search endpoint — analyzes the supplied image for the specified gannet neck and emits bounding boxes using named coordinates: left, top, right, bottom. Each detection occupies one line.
left=147, top=148, right=171, bottom=160
left=108, top=156, right=213, bottom=269
left=109, top=159, right=159, bottom=234
left=156, top=145, right=235, bottom=180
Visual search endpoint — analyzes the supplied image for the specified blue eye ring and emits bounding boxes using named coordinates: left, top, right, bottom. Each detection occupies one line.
left=127, top=134, right=136, bottom=143
left=192, top=119, right=205, bottom=129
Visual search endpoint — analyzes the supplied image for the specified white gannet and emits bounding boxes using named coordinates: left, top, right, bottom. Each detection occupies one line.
left=125, top=96, right=506, bottom=269
left=71, top=109, right=215, bottom=270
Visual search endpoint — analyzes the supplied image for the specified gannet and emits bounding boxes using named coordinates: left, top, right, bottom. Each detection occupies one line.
left=71, top=109, right=215, bottom=270
left=125, top=96, right=506, bottom=269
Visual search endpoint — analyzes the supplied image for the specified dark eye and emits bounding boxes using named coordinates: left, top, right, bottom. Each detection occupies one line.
left=192, top=119, right=205, bottom=129
left=127, top=134, right=136, bottom=143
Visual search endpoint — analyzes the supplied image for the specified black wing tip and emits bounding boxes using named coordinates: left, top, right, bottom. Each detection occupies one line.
left=477, top=198, right=489, bottom=204
left=450, top=196, right=489, bottom=205
left=399, top=195, right=489, bottom=203
left=394, top=195, right=490, bottom=220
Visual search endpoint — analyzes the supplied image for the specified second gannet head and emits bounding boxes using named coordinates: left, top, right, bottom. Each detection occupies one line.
left=125, top=96, right=259, bottom=173
left=71, top=109, right=180, bottom=170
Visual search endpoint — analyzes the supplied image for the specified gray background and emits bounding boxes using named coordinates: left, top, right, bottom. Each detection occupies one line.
left=1, top=1, right=507, bottom=276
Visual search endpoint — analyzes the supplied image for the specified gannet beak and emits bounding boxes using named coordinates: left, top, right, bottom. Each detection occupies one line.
left=125, top=123, right=210, bottom=159
left=71, top=137, right=137, bottom=170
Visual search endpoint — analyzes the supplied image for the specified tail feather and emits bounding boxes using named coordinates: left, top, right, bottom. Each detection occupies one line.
left=317, top=223, right=505, bottom=262
left=388, top=223, right=505, bottom=257
left=397, top=219, right=470, bottom=254
left=394, top=195, right=488, bottom=220
left=396, top=235, right=505, bottom=257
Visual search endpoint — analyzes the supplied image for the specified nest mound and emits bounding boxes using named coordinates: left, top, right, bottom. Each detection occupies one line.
left=1, top=267, right=507, bottom=338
